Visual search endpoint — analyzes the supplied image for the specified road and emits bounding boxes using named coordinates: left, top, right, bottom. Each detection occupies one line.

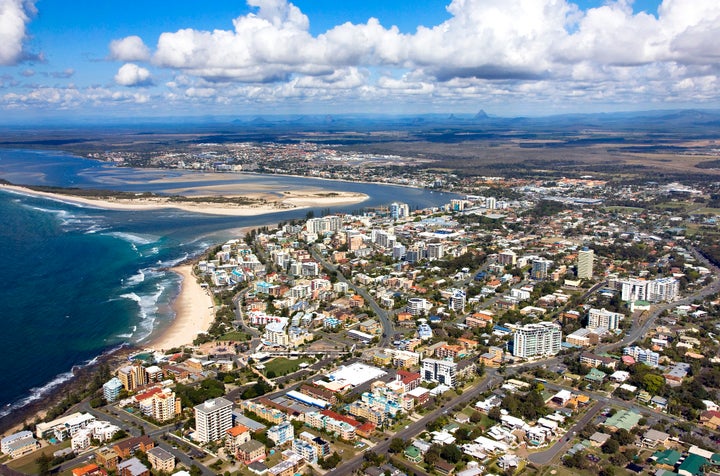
left=53, top=400, right=215, bottom=475
left=324, top=370, right=504, bottom=476
left=599, top=246, right=720, bottom=354
left=309, top=246, right=395, bottom=347
left=528, top=401, right=604, bottom=465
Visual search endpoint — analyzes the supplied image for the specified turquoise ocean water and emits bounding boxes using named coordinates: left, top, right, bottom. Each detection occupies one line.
left=0, top=149, right=455, bottom=419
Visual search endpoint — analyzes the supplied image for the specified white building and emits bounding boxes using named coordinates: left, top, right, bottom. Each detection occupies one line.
left=406, top=297, right=431, bottom=316
left=647, top=277, right=679, bottom=302
left=512, top=322, right=562, bottom=358
left=577, top=247, right=594, bottom=279
left=421, top=358, right=458, bottom=386
left=194, top=397, right=233, bottom=443
left=102, top=377, right=124, bottom=403
left=306, top=216, right=342, bottom=234
left=427, top=243, right=445, bottom=261
left=618, top=277, right=679, bottom=303
left=624, top=346, right=660, bottom=367
left=1, top=431, right=39, bottom=459
left=448, top=288, right=466, bottom=312
left=390, top=202, right=410, bottom=220
left=264, top=319, right=289, bottom=347
left=588, top=308, right=624, bottom=331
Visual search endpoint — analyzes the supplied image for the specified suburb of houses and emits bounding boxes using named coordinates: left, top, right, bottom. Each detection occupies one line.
left=3, top=178, right=720, bottom=476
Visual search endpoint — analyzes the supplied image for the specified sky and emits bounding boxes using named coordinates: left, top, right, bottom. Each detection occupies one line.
left=1, top=0, right=719, bottom=120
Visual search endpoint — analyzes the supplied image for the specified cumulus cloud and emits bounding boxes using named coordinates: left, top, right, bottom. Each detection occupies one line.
left=109, top=35, right=151, bottom=61
left=17, top=0, right=720, bottom=112
left=0, top=0, right=36, bottom=65
left=131, top=0, right=720, bottom=83
left=114, top=63, right=153, bottom=87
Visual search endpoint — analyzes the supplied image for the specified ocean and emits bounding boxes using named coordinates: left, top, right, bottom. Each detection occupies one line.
left=0, top=148, right=456, bottom=419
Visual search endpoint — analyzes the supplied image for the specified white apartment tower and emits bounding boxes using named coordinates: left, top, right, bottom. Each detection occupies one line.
left=194, top=397, right=233, bottom=443
left=421, top=358, right=458, bottom=386
left=427, top=243, right=445, bottom=261
left=587, top=308, right=623, bottom=331
left=390, top=202, right=410, bottom=220
left=577, top=247, right=594, bottom=279
left=512, top=322, right=562, bottom=358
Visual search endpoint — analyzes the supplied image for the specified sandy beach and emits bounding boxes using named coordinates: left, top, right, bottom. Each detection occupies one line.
left=149, top=265, right=215, bottom=351
left=0, top=183, right=368, bottom=216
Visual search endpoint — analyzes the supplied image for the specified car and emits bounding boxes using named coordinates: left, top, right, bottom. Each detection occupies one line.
left=405, top=425, right=409, bottom=429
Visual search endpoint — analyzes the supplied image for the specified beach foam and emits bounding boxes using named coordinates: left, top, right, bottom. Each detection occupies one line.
left=0, top=343, right=128, bottom=419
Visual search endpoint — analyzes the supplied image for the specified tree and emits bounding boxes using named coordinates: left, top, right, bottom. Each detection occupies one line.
left=602, top=438, right=620, bottom=454
left=189, top=465, right=202, bottom=476
left=642, top=374, right=665, bottom=394
left=389, top=438, right=405, bottom=454
left=440, top=444, right=463, bottom=464
left=614, top=428, right=634, bottom=446
left=564, top=452, right=588, bottom=469
left=36, top=453, right=52, bottom=476
left=319, top=452, right=342, bottom=469
left=424, top=444, right=441, bottom=465
left=488, top=406, right=502, bottom=422
left=470, top=410, right=484, bottom=423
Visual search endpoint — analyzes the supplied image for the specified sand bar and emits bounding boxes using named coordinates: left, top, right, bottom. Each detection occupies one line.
left=149, top=265, right=215, bottom=351
left=0, top=183, right=368, bottom=216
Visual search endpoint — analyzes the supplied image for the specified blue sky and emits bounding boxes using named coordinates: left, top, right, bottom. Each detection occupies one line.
left=3, top=0, right=720, bottom=120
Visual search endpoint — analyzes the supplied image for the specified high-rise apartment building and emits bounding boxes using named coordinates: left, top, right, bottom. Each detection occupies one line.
left=531, top=259, right=553, bottom=280
left=421, top=358, right=458, bottom=386
left=577, top=247, right=594, bottom=279
left=194, top=397, right=233, bottom=443
left=512, top=322, right=562, bottom=358
left=587, top=308, right=623, bottom=331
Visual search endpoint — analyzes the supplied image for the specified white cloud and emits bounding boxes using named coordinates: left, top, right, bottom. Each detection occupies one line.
left=8, top=0, right=719, bottom=113
left=0, top=0, right=35, bottom=65
left=109, top=35, right=151, bottom=62
left=114, top=63, right=152, bottom=87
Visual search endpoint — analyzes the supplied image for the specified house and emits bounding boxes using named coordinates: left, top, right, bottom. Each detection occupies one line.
left=498, top=454, right=520, bottom=470
left=699, top=410, right=720, bottom=430
left=356, top=422, right=376, bottom=438
left=248, top=461, right=269, bottom=475
left=678, top=453, right=708, bottom=476
left=585, top=368, right=607, bottom=382
left=589, top=432, right=611, bottom=447
left=404, top=445, right=422, bottom=463
left=580, top=352, right=616, bottom=369
left=117, top=457, right=150, bottom=476
left=641, top=429, right=669, bottom=448
left=651, top=396, right=668, bottom=410
left=435, top=459, right=455, bottom=476
left=71, top=464, right=107, bottom=476
left=603, top=410, right=641, bottom=432
left=651, top=449, right=682, bottom=470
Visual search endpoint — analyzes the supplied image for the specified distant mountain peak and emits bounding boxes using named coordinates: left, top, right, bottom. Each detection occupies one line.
left=474, top=109, right=489, bottom=120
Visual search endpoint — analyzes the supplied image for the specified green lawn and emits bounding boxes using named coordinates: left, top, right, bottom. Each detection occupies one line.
left=217, top=331, right=249, bottom=341
left=603, top=206, right=645, bottom=214
left=692, top=208, right=720, bottom=215
left=263, top=357, right=313, bottom=376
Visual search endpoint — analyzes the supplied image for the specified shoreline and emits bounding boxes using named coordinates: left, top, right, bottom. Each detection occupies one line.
left=0, top=343, right=137, bottom=436
left=0, top=183, right=369, bottom=216
left=147, top=264, right=215, bottom=352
